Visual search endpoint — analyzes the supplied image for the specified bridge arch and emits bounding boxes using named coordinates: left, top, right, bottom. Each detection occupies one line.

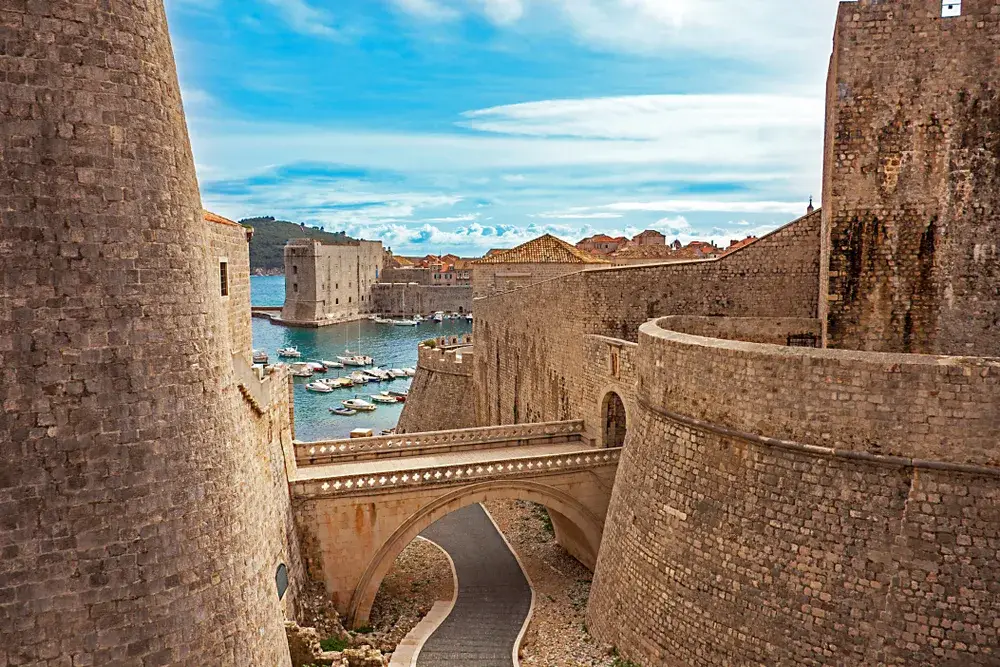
left=346, top=480, right=604, bottom=627
left=601, top=390, right=628, bottom=449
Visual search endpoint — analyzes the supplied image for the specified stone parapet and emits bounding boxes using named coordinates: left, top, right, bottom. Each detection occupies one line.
left=417, top=343, right=474, bottom=375
left=292, top=447, right=620, bottom=500
left=640, top=317, right=1000, bottom=465
left=296, top=420, right=583, bottom=466
left=657, top=316, right=821, bottom=346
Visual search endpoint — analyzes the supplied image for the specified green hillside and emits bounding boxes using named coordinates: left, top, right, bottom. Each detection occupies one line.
left=239, top=216, right=354, bottom=273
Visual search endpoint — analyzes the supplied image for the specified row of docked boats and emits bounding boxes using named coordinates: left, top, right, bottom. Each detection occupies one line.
left=328, top=390, right=410, bottom=416
left=370, top=311, right=473, bottom=325
left=300, top=366, right=413, bottom=385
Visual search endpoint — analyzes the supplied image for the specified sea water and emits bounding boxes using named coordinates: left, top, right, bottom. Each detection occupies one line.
left=251, top=276, right=471, bottom=441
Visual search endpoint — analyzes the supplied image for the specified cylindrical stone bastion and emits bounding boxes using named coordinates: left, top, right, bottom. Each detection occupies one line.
left=588, top=317, right=1000, bottom=666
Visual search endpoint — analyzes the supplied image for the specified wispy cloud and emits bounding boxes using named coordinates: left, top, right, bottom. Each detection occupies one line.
left=259, top=0, right=339, bottom=38
left=390, top=0, right=459, bottom=21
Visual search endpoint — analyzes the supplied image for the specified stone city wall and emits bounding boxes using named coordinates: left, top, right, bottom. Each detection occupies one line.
left=473, top=210, right=821, bottom=433
left=0, top=1, right=299, bottom=663
left=658, top=315, right=821, bottom=345
left=588, top=318, right=1000, bottom=666
left=371, top=283, right=472, bottom=316
left=472, top=262, right=597, bottom=298
left=206, top=215, right=253, bottom=362
left=397, top=343, right=475, bottom=433
left=823, top=0, right=1000, bottom=356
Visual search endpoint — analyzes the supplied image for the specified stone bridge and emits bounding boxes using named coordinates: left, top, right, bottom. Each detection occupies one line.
left=290, top=420, right=620, bottom=626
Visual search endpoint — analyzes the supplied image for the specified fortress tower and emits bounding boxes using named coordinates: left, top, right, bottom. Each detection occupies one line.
left=823, top=0, right=1000, bottom=355
left=1, top=2, right=294, bottom=665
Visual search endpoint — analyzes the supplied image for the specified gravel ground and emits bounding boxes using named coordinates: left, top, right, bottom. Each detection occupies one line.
left=483, top=500, right=616, bottom=667
left=367, top=537, right=456, bottom=653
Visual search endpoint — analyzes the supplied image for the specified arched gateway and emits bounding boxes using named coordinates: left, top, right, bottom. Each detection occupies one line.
left=602, top=391, right=628, bottom=448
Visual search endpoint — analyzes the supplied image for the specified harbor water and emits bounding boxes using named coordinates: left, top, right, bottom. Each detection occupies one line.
left=251, top=276, right=471, bottom=441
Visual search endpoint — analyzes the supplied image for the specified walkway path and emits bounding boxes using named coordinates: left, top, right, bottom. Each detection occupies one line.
left=416, top=504, right=532, bottom=667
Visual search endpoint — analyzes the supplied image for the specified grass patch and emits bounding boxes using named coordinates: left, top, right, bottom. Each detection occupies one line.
left=530, top=503, right=554, bottom=537
left=353, top=625, right=374, bottom=634
left=612, top=659, right=642, bottom=667
left=319, top=637, right=348, bottom=652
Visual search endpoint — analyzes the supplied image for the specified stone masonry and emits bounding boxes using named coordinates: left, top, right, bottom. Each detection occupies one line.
left=282, top=238, right=384, bottom=326
left=0, top=3, right=299, bottom=665
left=397, top=340, right=476, bottom=433
left=823, top=0, right=1000, bottom=356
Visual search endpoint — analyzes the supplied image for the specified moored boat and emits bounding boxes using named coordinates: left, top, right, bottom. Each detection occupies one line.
left=330, top=406, right=357, bottom=416
left=388, top=389, right=409, bottom=398
left=289, top=362, right=314, bottom=377
left=432, top=311, right=444, bottom=322
left=403, top=367, right=416, bottom=377
left=348, top=371, right=369, bottom=385
left=343, top=398, right=376, bottom=412
left=370, top=392, right=398, bottom=404
left=321, top=360, right=344, bottom=369
left=277, top=346, right=302, bottom=359
left=393, top=319, right=418, bottom=326
left=387, top=368, right=407, bottom=378
left=329, top=377, right=354, bottom=388
left=305, top=381, right=333, bottom=393
left=307, top=361, right=327, bottom=372
left=252, top=350, right=269, bottom=364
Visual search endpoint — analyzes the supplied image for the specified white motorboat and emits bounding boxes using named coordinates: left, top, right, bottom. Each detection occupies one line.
left=252, top=350, right=269, bottom=364
left=307, top=362, right=327, bottom=372
left=387, top=368, right=407, bottom=379
left=330, top=407, right=357, bottom=416
left=365, top=368, right=391, bottom=381
left=328, top=377, right=354, bottom=388
left=305, top=381, right=333, bottom=393
left=289, top=363, right=314, bottom=378
left=464, top=314, right=473, bottom=321
left=370, top=392, right=398, bottom=404
left=343, top=398, right=376, bottom=412
left=413, top=314, right=424, bottom=322
left=321, top=359, right=344, bottom=369
left=432, top=311, right=444, bottom=322
left=348, top=371, right=369, bottom=385
left=337, top=355, right=365, bottom=367
left=277, top=346, right=302, bottom=359
left=403, top=367, right=416, bottom=377
left=393, top=319, right=418, bottom=326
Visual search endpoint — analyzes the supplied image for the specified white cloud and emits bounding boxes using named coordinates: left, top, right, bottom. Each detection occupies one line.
left=259, top=0, right=338, bottom=38
left=477, top=0, right=525, bottom=24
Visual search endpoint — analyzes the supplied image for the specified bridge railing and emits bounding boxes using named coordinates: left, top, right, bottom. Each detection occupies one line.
left=295, top=420, right=585, bottom=467
left=292, top=446, right=621, bottom=499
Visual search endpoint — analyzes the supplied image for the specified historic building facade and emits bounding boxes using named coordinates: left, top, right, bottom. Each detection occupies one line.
left=281, top=238, right=385, bottom=325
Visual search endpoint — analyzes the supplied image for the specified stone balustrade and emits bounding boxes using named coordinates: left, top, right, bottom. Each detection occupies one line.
left=292, top=447, right=620, bottom=499
left=295, top=419, right=584, bottom=466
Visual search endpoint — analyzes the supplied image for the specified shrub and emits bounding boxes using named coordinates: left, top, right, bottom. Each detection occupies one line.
left=320, top=637, right=348, bottom=652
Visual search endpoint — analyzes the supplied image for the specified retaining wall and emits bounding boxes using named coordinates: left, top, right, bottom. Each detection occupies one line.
left=474, top=210, right=821, bottom=433
left=587, top=319, right=1000, bottom=666
left=397, top=344, right=476, bottom=433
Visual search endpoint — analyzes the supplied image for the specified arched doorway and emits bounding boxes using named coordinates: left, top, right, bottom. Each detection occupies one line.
left=603, top=392, right=627, bottom=448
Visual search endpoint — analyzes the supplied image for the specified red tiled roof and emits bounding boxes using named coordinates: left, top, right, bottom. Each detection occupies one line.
left=472, top=234, right=611, bottom=265
left=204, top=210, right=241, bottom=228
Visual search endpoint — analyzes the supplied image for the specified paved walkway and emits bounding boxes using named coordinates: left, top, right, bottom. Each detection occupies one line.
left=297, top=442, right=586, bottom=480
left=416, top=504, right=531, bottom=667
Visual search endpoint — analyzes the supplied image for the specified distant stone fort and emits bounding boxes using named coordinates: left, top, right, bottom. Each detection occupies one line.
left=2, top=1, right=998, bottom=666
left=280, top=238, right=385, bottom=325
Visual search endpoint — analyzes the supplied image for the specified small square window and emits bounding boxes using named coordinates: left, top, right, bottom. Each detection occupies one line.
left=219, top=261, right=229, bottom=297
left=942, top=0, right=961, bottom=17
left=292, top=265, right=298, bottom=275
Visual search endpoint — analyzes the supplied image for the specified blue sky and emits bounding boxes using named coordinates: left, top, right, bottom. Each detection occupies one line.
left=165, top=0, right=841, bottom=255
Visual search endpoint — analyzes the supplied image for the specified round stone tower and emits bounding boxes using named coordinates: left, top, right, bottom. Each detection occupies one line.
left=0, top=2, right=291, bottom=665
